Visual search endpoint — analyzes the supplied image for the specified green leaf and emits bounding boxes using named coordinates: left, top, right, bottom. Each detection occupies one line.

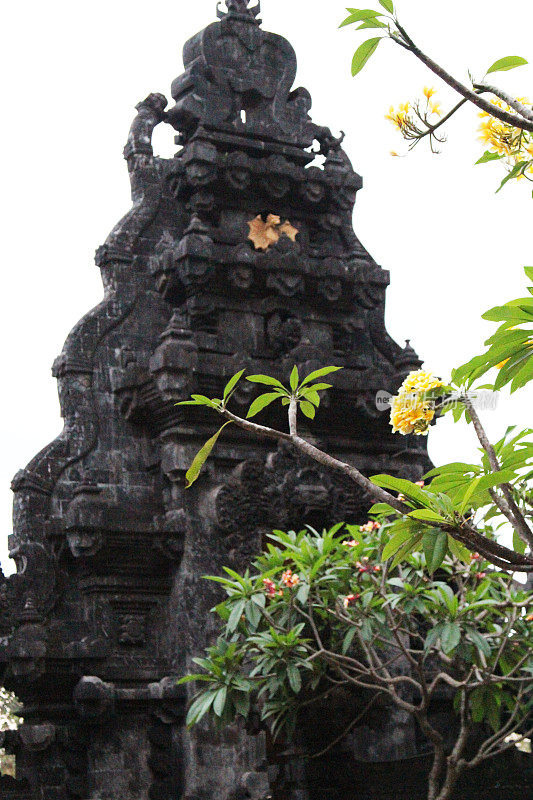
left=287, top=664, right=302, bottom=694
left=425, top=623, right=444, bottom=652
left=301, top=366, right=343, bottom=386
left=425, top=462, right=480, bottom=479
left=447, top=535, right=472, bottom=563
left=223, top=370, right=245, bottom=401
left=422, top=530, right=448, bottom=574
left=382, top=524, right=419, bottom=560
left=299, top=400, right=316, bottom=419
left=213, top=686, right=228, bottom=717
left=246, top=374, right=286, bottom=388
left=342, top=627, right=357, bottom=655
left=290, top=366, right=299, bottom=392
left=510, top=353, right=533, bottom=393
left=391, top=533, right=423, bottom=568
left=351, top=37, right=382, bottom=76
left=247, top=392, right=282, bottom=419
left=301, top=389, right=321, bottom=407
left=487, top=56, right=528, bottom=74
left=186, top=691, right=217, bottom=727
left=513, top=529, right=527, bottom=555
left=176, top=394, right=219, bottom=408
left=409, top=509, right=445, bottom=523
left=465, top=627, right=491, bottom=658
left=475, top=150, right=504, bottom=165
left=496, top=161, right=528, bottom=193
left=524, top=267, right=533, bottom=283
left=233, top=692, right=251, bottom=719
left=370, top=474, right=431, bottom=507
left=185, top=422, right=232, bottom=488
left=379, top=0, right=394, bottom=12
left=357, top=19, right=387, bottom=28
left=441, top=622, right=461, bottom=655
left=368, top=502, right=398, bottom=516
left=340, top=9, right=383, bottom=27
left=227, top=599, right=245, bottom=633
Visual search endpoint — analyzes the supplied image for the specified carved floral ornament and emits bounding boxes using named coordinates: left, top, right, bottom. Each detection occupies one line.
left=247, top=214, right=298, bottom=251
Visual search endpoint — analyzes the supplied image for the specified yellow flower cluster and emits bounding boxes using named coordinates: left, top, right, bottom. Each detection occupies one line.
left=478, top=97, right=533, bottom=177
left=386, top=102, right=411, bottom=132
left=390, top=370, right=444, bottom=437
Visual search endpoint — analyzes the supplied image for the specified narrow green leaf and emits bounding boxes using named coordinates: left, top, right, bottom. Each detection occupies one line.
left=340, top=9, right=383, bottom=27
left=382, top=526, right=418, bottom=560
left=351, top=37, right=381, bottom=77
left=223, top=369, right=245, bottom=401
left=213, top=686, right=228, bottom=717
left=246, top=374, right=286, bottom=388
left=425, top=463, right=480, bottom=479
left=475, top=150, right=504, bottom=165
left=391, top=533, right=423, bottom=569
left=246, top=392, right=282, bottom=419
left=466, top=627, right=491, bottom=658
left=357, top=19, right=387, bottom=28
left=290, top=366, right=299, bottom=392
left=301, top=367, right=342, bottom=386
left=287, top=664, right=302, bottom=694
left=496, top=161, right=528, bottom=193
left=186, top=691, right=217, bottom=727
left=441, top=622, right=461, bottom=655
left=301, top=389, right=321, bottom=407
left=227, top=599, right=245, bottom=633
left=370, top=475, right=431, bottom=507
left=379, top=0, right=394, bottom=12
left=409, top=509, right=445, bottom=523
left=513, top=529, right=527, bottom=555
left=447, top=535, right=471, bottom=563
left=185, top=422, right=232, bottom=488
left=299, top=400, right=316, bottom=419
left=368, top=502, right=398, bottom=516
left=487, top=56, right=528, bottom=74
left=423, top=530, right=448, bottom=574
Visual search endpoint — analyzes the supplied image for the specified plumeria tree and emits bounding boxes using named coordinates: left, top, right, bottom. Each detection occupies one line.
left=179, top=527, right=533, bottom=800
left=340, top=2, right=533, bottom=191
left=176, top=264, right=533, bottom=573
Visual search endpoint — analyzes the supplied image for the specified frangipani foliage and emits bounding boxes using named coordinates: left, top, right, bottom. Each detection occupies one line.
left=179, top=526, right=533, bottom=800
left=453, top=266, right=533, bottom=393
left=339, top=3, right=533, bottom=192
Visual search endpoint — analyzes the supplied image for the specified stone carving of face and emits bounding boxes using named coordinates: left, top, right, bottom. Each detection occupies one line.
left=67, top=531, right=103, bottom=559
left=226, top=153, right=251, bottom=191
left=267, top=312, right=303, bottom=353
left=9, top=625, right=47, bottom=681
left=337, top=175, right=359, bottom=210
left=185, top=160, right=217, bottom=188
left=302, top=179, right=325, bottom=204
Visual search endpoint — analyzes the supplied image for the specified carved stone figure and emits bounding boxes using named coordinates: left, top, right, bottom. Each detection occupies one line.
left=2, top=2, right=529, bottom=799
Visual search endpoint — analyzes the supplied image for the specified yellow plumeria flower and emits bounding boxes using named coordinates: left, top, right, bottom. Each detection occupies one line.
left=390, top=370, right=445, bottom=437
left=423, top=87, right=436, bottom=100
left=430, top=102, right=442, bottom=117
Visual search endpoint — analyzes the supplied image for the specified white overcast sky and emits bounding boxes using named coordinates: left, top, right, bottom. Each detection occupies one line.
left=1, top=0, right=532, bottom=573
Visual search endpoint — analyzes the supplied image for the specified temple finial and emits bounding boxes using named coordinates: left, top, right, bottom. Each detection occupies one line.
left=216, top=0, right=261, bottom=22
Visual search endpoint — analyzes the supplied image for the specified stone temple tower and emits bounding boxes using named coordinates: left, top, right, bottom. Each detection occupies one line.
left=14, top=2, right=533, bottom=798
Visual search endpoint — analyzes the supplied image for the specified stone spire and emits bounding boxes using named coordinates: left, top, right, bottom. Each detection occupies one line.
left=216, top=0, right=262, bottom=22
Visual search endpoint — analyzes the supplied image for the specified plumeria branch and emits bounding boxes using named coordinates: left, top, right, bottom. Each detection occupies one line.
left=391, top=21, right=533, bottom=133
left=473, top=83, right=533, bottom=123
left=463, top=397, right=533, bottom=549
left=219, top=405, right=533, bottom=571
